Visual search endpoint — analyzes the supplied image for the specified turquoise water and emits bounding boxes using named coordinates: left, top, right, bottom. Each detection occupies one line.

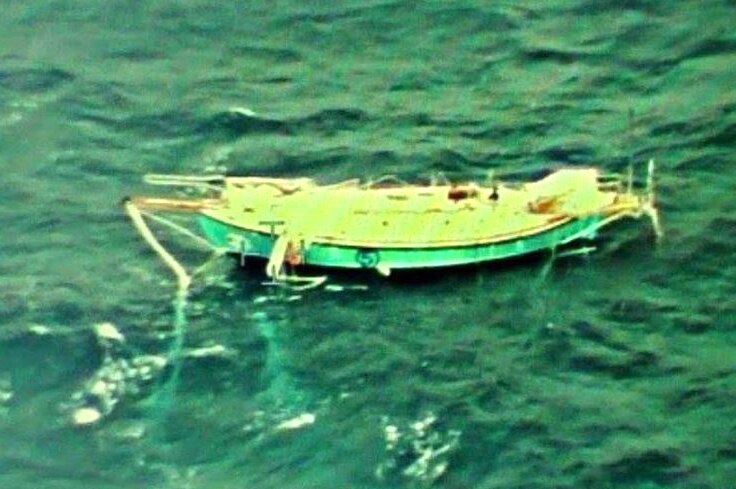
left=1, top=1, right=735, bottom=487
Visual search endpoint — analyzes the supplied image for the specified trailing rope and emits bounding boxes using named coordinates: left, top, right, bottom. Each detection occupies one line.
left=125, top=200, right=193, bottom=291
left=124, top=199, right=206, bottom=417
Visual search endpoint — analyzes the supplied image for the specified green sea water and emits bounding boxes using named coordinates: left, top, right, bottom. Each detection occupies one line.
left=1, top=1, right=736, bottom=488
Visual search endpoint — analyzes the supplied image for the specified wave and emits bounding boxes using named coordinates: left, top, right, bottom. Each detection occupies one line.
left=0, top=66, right=74, bottom=93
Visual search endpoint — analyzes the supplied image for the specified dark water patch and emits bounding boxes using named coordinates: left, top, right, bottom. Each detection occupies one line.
left=77, top=110, right=203, bottom=140
left=684, top=38, right=736, bottom=60
left=527, top=102, right=576, bottom=116
left=0, top=453, right=111, bottom=488
left=425, top=6, right=518, bottom=34
left=602, top=297, right=676, bottom=324
left=507, top=416, right=549, bottom=439
left=651, top=118, right=736, bottom=154
left=261, top=148, right=350, bottom=177
left=177, top=353, right=265, bottom=394
left=700, top=123, right=736, bottom=148
left=522, top=48, right=590, bottom=64
left=389, top=73, right=436, bottom=92
left=697, top=304, right=736, bottom=334
left=717, top=445, right=736, bottom=460
left=674, top=217, right=736, bottom=277
left=0, top=298, right=27, bottom=324
left=202, top=109, right=290, bottom=138
left=0, top=67, right=75, bottom=93
left=471, top=149, right=529, bottom=169
left=532, top=322, right=574, bottom=365
left=292, top=108, right=369, bottom=135
left=254, top=76, right=293, bottom=85
left=571, top=0, right=668, bottom=15
left=388, top=112, right=483, bottom=129
left=288, top=1, right=420, bottom=26
left=586, top=73, right=641, bottom=93
left=65, top=81, right=134, bottom=112
left=365, top=149, right=400, bottom=168
left=569, top=320, right=611, bottom=345
left=538, top=144, right=597, bottom=164
left=580, top=105, right=617, bottom=116
left=427, top=149, right=477, bottom=174
left=126, top=111, right=203, bottom=139
left=462, top=121, right=552, bottom=140
left=173, top=17, right=228, bottom=39
left=623, top=56, right=681, bottom=78
left=106, top=48, right=167, bottom=62
left=30, top=285, right=90, bottom=325
left=44, top=154, right=138, bottom=180
left=672, top=152, right=732, bottom=173
left=699, top=216, right=736, bottom=242
left=189, top=76, right=243, bottom=92
left=0, top=329, right=101, bottom=395
left=568, top=348, right=660, bottom=379
left=671, top=314, right=712, bottom=334
left=421, top=343, right=480, bottom=381
left=230, top=145, right=395, bottom=181
left=77, top=157, right=138, bottom=177
left=202, top=108, right=369, bottom=139
left=289, top=7, right=358, bottom=23
left=228, top=45, right=302, bottom=63
left=649, top=118, right=711, bottom=138
left=670, top=385, right=719, bottom=410
left=594, top=448, right=691, bottom=485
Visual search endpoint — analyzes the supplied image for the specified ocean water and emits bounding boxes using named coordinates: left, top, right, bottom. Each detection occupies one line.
left=1, top=1, right=735, bottom=487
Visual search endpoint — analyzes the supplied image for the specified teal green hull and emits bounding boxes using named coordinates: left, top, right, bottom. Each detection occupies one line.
left=197, top=214, right=603, bottom=270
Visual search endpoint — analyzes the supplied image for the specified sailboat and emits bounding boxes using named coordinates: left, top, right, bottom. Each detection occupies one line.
left=124, top=162, right=660, bottom=288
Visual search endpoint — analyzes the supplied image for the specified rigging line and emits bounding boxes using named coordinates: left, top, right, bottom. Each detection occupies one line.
left=139, top=209, right=215, bottom=251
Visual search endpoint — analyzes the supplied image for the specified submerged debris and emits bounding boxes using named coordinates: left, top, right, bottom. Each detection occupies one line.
left=376, top=412, right=460, bottom=484
left=0, top=376, right=13, bottom=405
left=324, top=284, right=370, bottom=292
left=68, top=322, right=167, bottom=426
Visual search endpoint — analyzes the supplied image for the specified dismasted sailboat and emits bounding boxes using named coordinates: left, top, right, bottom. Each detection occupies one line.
left=124, top=162, right=660, bottom=288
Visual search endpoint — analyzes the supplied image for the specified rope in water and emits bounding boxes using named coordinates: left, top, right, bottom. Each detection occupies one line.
left=125, top=200, right=194, bottom=415
left=125, top=201, right=193, bottom=290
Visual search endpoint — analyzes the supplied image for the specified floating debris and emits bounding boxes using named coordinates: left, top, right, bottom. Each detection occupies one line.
left=69, top=354, right=167, bottom=426
left=228, top=106, right=257, bottom=117
left=325, top=284, right=370, bottom=292
left=184, top=344, right=234, bottom=358
left=72, top=407, right=102, bottom=426
left=0, top=376, right=13, bottom=405
left=67, top=323, right=168, bottom=426
left=28, top=324, right=52, bottom=336
left=274, top=412, right=316, bottom=431
left=376, top=412, right=460, bottom=484
left=0, top=391, right=12, bottom=404
left=94, top=322, right=125, bottom=343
